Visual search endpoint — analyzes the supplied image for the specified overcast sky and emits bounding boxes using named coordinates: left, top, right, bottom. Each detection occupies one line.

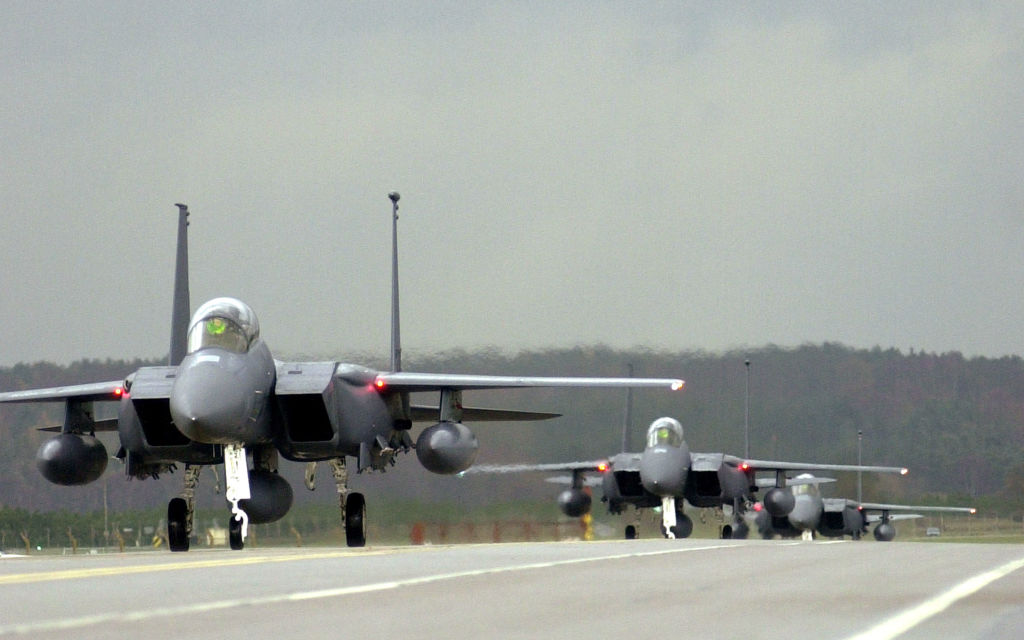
left=1, top=2, right=1021, bottom=367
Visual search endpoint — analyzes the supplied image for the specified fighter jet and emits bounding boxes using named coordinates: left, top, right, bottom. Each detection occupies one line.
left=467, top=416, right=908, bottom=539
left=0, top=197, right=683, bottom=552
left=754, top=477, right=976, bottom=541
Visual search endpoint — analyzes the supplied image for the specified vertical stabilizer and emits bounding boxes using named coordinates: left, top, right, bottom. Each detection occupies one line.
left=169, top=204, right=190, bottom=366
left=388, top=192, right=402, bottom=372
left=620, top=363, right=634, bottom=452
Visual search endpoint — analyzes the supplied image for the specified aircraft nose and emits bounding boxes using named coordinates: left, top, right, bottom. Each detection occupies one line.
left=170, top=356, right=250, bottom=443
left=787, top=500, right=818, bottom=530
left=639, top=447, right=687, bottom=496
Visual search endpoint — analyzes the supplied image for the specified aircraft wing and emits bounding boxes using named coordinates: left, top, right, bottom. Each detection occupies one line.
left=730, top=456, right=908, bottom=476
left=462, top=460, right=607, bottom=474
left=0, top=380, right=124, bottom=433
left=857, top=502, right=976, bottom=514
left=374, top=372, right=684, bottom=391
left=0, top=380, right=124, bottom=404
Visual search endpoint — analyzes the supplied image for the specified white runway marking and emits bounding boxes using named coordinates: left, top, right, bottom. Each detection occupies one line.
left=842, top=555, right=1024, bottom=640
left=0, top=543, right=735, bottom=636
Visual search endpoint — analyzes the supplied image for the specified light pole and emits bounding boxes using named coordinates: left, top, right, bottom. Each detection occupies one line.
left=744, top=359, right=751, bottom=458
left=388, top=192, right=401, bottom=373
left=621, top=363, right=634, bottom=453
left=857, top=429, right=863, bottom=503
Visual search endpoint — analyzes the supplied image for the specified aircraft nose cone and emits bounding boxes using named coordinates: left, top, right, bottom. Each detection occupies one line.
left=639, top=447, right=688, bottom=496
left=170, top=356, right=250, bottom=443
left=787, top=499, right=819, bottom=530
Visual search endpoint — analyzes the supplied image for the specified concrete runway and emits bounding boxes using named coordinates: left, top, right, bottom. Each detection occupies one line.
left=2, top=538, right=1022, bottom=640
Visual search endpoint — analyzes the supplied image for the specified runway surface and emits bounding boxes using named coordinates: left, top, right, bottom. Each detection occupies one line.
left=2, top=538, right=1022, bottom=639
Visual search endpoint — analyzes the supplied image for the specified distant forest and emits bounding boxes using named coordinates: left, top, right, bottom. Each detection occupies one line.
left=1, top=343, right=1022, bottom=519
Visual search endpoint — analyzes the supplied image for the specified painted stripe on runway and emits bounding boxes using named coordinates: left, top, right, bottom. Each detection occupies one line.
left=0, top=548, right=404, bottom=585
left=842, top=555, right=1024, bottom=640
left=0, top=543, right=735, bottom=635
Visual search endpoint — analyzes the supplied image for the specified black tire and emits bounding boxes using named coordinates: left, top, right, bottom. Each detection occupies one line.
left=229, top=515, right=244, bottom=550
left=345, top=492, right=366, bottom=547
left=168, top=498, right=189, bottom=552
left=731, top=521, right=750, bottom=539
left=670, top=513, right=693, bottom=539
left=624, top=524, right=637, bottom=540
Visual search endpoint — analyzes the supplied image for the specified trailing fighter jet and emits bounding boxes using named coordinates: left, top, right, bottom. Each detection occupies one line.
left=0, top=197, right=683, bottom=552
left=466, top=416, right=908, bottom=539
left=754, top=475, right=976, bottom=541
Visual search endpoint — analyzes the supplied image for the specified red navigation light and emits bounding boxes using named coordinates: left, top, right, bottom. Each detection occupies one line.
left=113, top=386, right=124, bottom=398
left=597, top=461, right=609, bottom=473
left=374, top=376, right=386, bottom=391
left=752, top=502, right=763, bottom=512
left=739, top=462, right=751, bottom=472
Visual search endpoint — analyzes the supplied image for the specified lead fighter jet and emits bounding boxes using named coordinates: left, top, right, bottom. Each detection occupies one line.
left=0, top=196, right=683, bottom=551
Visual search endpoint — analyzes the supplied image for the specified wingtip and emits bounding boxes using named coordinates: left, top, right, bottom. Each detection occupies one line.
left=671, top=379, right=685, bottom=391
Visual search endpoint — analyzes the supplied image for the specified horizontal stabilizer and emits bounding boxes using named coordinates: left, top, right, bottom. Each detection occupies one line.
left=866, top=514, right=923, bottom=523
left=544, top=474, right=604, bottom=487
left=409, top=405, right=560, bottom=422
left=39, top=418, right=119, bottom=433
left=755, top=476, right=835, bottom=488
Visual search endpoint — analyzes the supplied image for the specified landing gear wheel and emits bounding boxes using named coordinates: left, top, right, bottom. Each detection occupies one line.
left=731, top=522, right=749, bottom=539
left=168, top=498, right=189, bottom=552
left=229, top=515, right=244, bottom=550
left=665, top=513, right=693, bottom=539
left=345, top=492, right=366, bottom=547
left=624, top=524, right=638, bottom=540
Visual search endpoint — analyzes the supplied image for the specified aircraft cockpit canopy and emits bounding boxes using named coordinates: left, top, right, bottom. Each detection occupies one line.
left=790, top=473, right=815, bottom=496
left=186, top=297, right=260, bottom=354
left=646, top=417, right=684, bottom=448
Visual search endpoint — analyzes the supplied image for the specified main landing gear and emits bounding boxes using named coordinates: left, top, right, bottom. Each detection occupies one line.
left=168, top=464, right=203, bottom=552
left=305, top=458, right=366, bottom=548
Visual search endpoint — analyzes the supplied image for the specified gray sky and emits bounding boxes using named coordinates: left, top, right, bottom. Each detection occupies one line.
left=1, top=1, right=1021, bottom=366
